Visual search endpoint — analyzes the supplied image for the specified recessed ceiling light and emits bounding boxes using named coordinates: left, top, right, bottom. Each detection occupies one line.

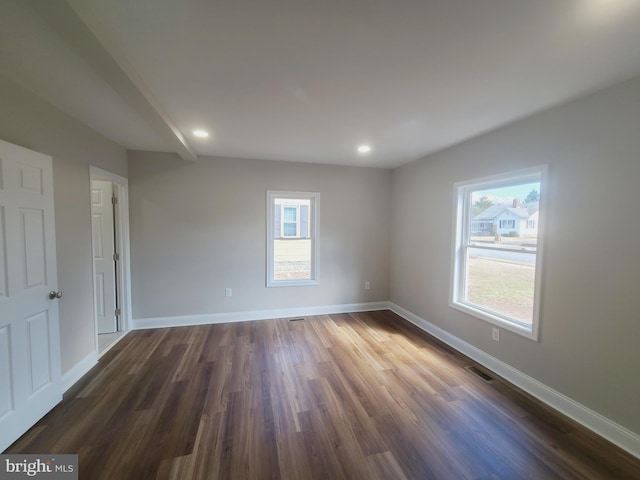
left=357, top=145, right=371, bottom=154
left=193, top=129, right=209, bottom=138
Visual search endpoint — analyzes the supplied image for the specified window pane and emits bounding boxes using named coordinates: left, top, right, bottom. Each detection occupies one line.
left=283, top=222, right=297, bottom=237
left=467, top=181, right=540, bottom=324
left=470, top=182, right=539, bottom=249
left=465, top=246, right=535, bottom=324
left=274, top=238, right=311, bottom=280
left=283, top=206, right=297, bottom=222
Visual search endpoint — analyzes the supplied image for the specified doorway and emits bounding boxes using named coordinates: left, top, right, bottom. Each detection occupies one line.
left=89, top=166, right=131, bottom=355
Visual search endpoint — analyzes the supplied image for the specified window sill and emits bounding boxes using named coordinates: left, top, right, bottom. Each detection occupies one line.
left=267, top=279, right=319, bottom=288
left=449, top=301, right=538, bottom=341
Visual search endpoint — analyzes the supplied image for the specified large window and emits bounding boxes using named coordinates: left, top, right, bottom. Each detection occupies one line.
left=451, top=166, right=546, bottom=340
left=267, top=191, right=319, bottom=287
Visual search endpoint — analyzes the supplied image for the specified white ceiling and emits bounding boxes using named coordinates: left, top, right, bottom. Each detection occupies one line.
left=2, top=0, right=640, bottom=168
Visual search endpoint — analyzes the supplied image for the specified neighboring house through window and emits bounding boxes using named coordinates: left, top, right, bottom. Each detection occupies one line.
left=451, top=166, right=546, bottom=340
left=267, top=191, right=319, bottom=286
left=282, top=205, right=300, bottom=237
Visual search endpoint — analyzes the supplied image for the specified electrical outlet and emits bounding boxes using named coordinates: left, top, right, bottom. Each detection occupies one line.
left=225, top=288, right=232, bottom=297
left=364, top=281, right=370, bottom=290
left=492, top=327, right=500, bottom=342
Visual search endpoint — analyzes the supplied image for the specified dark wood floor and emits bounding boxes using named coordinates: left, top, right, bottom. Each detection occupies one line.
left=6, top=310, right=640, bottom=479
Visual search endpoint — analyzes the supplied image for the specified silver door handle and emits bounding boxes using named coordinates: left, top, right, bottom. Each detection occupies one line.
left=49, top=291, right=62, bottom=299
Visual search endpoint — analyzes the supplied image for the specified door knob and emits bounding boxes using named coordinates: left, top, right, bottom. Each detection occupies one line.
left=49, top=291, right=63, bottom=299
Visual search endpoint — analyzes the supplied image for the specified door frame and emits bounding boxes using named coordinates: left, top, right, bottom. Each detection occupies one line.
left=89, top=166, right=131, bottom=354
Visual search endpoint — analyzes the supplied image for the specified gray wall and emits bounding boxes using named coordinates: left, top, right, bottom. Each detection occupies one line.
left=128, top=152, right=391, bottom=319
left=0, top=74, right=128, bottom=374
left=390, top=75, right=640, bottom=435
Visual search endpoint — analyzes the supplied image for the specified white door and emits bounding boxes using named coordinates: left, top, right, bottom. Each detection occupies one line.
left=0, top=139, right=62, bottom=452
left=91, top=180, right=117, bottom=334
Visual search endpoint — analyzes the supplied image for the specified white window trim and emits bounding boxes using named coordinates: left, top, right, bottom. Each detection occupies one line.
left=267, top=190, right=320, bottom=287
left=450, top=165, right=547, bottom=341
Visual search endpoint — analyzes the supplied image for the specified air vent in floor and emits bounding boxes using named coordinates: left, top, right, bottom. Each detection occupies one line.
left=288, top=318, right=305, bottom=322
left=465, top=365, right=494, bottom=382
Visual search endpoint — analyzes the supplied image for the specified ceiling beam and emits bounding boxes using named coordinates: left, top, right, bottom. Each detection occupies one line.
left=28, top=0, right=197, bottom=162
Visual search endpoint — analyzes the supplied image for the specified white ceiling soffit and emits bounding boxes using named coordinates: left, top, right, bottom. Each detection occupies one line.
left=4, top=0, right=640, bottom=168
left=29, top=0, right=197, bottom=162
left=0, top=1, right=156, bottom=152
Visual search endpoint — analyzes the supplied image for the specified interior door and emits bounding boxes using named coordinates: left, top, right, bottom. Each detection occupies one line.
left=91, top=180, right=117, bottom=334
left=0, top=139, right=62, bottom=452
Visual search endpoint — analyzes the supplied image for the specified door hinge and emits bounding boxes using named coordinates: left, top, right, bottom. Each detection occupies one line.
left=112, top=195, right=118, bottom=205
left=113, top=253, right=120, bottom=261
left=115, top=308, right=121, bottom=317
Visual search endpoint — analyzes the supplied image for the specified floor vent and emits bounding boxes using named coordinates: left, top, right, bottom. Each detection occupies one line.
left=288, top=318, right=305, bottom=322
left=465, top=365, right=494, bottom=382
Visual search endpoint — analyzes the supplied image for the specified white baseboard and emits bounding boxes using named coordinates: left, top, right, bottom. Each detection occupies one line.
left=388, top=302, right=640, bottom=460
left=132, top=301, right=390, bottom=330
left=61, top=350, right=98, bottom=393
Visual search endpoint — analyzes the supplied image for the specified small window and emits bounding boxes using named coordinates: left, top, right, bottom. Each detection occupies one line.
left=499, top=219, right=515, bottom=229
left=450, top=166, right=546, bottom=340
left=282, top=205, right=300, bottom=237
left=267, top=191, right=319, bottom=287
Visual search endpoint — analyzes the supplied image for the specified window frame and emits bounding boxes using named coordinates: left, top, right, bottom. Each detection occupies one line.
left=450, top=166, right=547, bottom=341
left=267, top=190, right=320, bottom=287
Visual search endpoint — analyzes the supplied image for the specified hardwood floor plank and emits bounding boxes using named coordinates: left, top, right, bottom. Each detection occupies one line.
left=366, top=451, right=409, bottom=480
left=172, top=412, right=225, bottom=480
left=5, top=311, right=640, bottom=479
left=272, top=431, right=311, bottom=480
